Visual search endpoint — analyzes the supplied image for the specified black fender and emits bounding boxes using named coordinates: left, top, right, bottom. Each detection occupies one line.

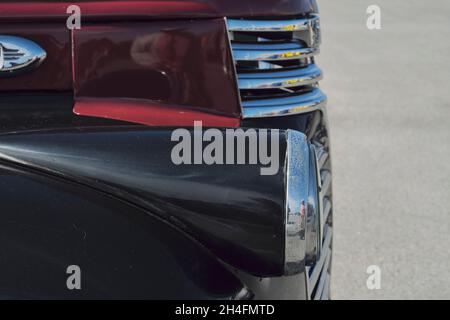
left=0, top=162, right=249, bottom=299
left=0, top=127, right=288, bottom=277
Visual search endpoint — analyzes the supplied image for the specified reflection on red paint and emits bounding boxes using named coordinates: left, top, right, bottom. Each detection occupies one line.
left=74, top=99, right=240, bottom=128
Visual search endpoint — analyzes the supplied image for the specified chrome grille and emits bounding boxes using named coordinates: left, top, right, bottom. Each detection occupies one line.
left=227, top=15, right=326, bottom=118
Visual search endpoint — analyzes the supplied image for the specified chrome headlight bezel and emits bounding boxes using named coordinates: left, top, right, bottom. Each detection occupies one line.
left=284, top=130, right=321, bottom=275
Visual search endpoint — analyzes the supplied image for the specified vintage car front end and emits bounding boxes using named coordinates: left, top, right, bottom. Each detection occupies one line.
left=0, top=0, right=332, bottom=300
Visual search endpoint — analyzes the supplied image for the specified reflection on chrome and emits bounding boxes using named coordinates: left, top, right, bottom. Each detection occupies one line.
left=238, top=64, right=323, bottom=90
left=232, top=43, right=318, bottom=62
left=242, top=87, right=327, bottom=118
left=228, top=15, right=320, bottom=38
left=227, top=15, right=325, bottom=118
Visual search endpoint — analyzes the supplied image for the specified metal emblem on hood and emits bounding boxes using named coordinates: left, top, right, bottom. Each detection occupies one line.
left=0, top=36, right=47, bottom=77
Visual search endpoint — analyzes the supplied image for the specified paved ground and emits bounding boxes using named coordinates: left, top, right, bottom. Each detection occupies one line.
left=318, top=0, right=450, bottom=299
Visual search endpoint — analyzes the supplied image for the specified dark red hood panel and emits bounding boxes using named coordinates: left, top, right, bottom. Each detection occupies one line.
left=73, top=19, right=241, bottom=116
left=0, top=0, right=317, bottom=21
left=0, top=19, right=241, bottom=119
left=0, top=0, right=317, bottom=123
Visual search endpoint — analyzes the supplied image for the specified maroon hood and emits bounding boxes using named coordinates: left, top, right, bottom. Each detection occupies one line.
left=0, top=0, right=318, bottom=21
left=0, top=0, right=319, bottom=126
left=207, top=0, right=318, bottom=17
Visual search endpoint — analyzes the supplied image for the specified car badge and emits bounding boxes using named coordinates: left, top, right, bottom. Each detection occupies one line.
left=0, top=35, right=47, bottom=77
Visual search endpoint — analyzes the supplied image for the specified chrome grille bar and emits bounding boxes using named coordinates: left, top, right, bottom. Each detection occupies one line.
left=241, top=87, right=326, bottom=118
left=232, top=43, right=318, bottom=61
left=238, top=64, right=322, bottom=90
left=228, top=15, right=319, bottom=33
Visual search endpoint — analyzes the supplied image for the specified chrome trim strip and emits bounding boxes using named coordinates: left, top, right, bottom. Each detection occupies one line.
left=320, top=272, right=331, bottom=300
left=305, top=144, right=321, bottom=266
left=242, top=87, right=327, bottom=118
left=284, top=130, right=310, bottom=275
left=314, top=145, right=324, bottom=263
left=223, top=17, right=245, bottom=117
left=228, top=15, right=320, bottom=33
left=232, top=42, right=306, bottom=51
left=238, top=64, right=322, bottom=89
left=321, top=169, right=332, bottom=195
left=323, top=198, right=332, bottom=225
left=316, top=148, right=329, bottom=169
left=308, top=227, right=332, bottom=290
left=314, top=271, right=330, bottom=300
left=232, top=43, right=318, bottom=61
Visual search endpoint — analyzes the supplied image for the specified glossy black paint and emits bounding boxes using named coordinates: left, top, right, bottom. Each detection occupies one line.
left=0, top=127, right=288, bottom=277
left=0, top=162, right=249, bottom=299
left=0, top=93, right=121, bottom=132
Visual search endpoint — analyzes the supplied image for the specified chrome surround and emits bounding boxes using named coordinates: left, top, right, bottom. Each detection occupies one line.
left=0, top=35, right=47, bottom=77
left=242, top=87, right=327, bottom=118
left=284, top=130, right=321, bottom=275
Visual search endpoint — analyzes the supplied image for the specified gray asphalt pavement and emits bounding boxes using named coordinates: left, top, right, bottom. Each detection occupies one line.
left=318, top=0, right=450, bottom=299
